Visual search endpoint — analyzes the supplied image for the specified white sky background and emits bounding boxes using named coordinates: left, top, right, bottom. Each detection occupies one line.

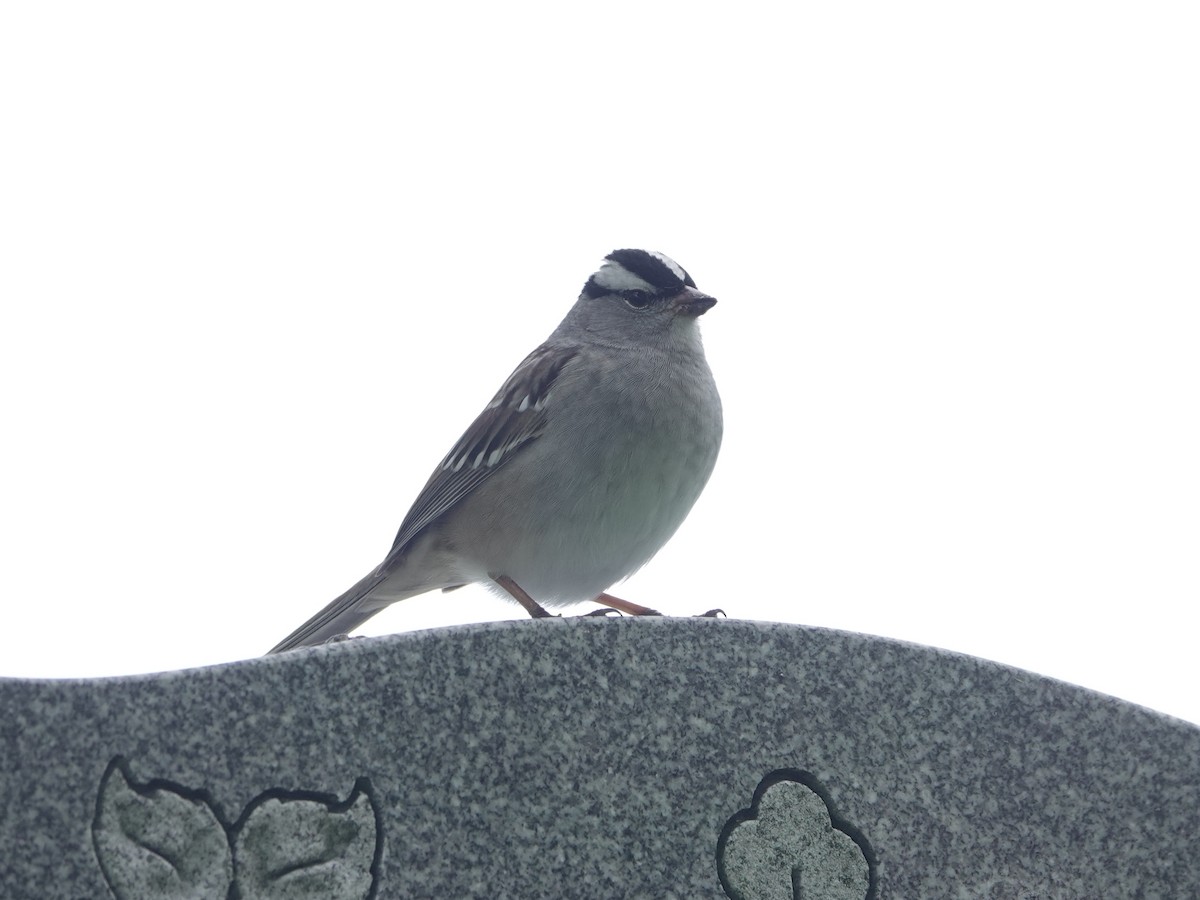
left=2, top=4, right=1198, bottom=725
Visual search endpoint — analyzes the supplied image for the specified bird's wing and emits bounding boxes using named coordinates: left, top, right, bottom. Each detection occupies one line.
left=382, top=342, right=579, bottom=565
left=266, top=343, right=579, bottom=654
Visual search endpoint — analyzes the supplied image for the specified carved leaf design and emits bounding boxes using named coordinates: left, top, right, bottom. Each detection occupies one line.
left=233, top=783, right=379, bottom=899
left=92, top=759, right=232, bottom=900
left=718, top=771, right=875, bottom=900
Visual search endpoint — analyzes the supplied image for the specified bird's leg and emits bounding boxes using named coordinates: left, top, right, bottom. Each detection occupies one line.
left=596, top=593, right=724, bottom=617
left=494, top=574, right=556, bottom=618
left=595, top=592, right=663, bottom=616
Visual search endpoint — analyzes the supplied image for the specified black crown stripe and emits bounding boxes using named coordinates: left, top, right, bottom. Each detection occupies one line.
left=582, top=249, right=695, bottom=298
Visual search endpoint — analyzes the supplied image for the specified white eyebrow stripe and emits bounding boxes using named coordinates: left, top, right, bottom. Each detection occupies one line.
left=590, top=260, right=655, bottom=293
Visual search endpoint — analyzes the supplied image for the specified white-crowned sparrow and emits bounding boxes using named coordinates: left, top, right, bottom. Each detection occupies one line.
left=269, top=249, right=722, bottom=652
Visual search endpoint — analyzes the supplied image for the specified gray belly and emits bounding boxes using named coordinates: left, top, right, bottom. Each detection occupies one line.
left=447, top=358, right=722, bottom=604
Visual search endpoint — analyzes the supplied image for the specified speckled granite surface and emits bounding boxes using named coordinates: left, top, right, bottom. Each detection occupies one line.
left=2, top=619, right=1198, bottom=898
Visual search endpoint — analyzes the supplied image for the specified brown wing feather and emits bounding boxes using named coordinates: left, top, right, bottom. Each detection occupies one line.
left=381, top=343, right=579, bottom=564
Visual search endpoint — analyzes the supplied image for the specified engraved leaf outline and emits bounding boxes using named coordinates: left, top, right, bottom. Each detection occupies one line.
left=231, top=778, right=382, bottom=900
left=717, top=768, right=878, bottom=900
left=91, top=756, right=233, bottom=900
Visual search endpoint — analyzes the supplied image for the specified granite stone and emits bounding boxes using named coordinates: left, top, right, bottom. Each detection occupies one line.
left=2, top=618, right=1198, bottom=898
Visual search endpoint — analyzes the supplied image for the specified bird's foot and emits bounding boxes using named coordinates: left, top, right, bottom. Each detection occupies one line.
left=595, top=592, right=663, bottom=616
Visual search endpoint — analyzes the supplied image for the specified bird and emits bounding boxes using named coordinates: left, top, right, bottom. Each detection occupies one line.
left=268, top=249, right=722, bottom=653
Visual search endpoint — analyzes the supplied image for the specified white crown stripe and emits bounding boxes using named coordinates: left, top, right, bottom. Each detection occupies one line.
left=647, top=250, right=688, bottom=283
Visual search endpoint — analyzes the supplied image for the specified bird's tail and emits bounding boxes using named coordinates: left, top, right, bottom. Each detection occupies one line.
left=267, top=568, right=392, bottom=654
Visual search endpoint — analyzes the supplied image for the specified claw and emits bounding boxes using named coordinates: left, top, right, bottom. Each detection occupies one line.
left=583, top=607, right=622, bottom=617
left=697, top=608, right=726, bottom=618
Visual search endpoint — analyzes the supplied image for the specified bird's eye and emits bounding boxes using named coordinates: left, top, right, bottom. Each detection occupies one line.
left=622, top=290, right=653, bottom=310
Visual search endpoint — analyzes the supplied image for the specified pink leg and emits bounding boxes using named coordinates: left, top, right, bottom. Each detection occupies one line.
left=494, top=574, right=554, bottom=618
left=596, top=592, right=663, bottom=616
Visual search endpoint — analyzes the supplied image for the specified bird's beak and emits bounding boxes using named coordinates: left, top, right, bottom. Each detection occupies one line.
left=671, top=287, right=717, bottom=318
